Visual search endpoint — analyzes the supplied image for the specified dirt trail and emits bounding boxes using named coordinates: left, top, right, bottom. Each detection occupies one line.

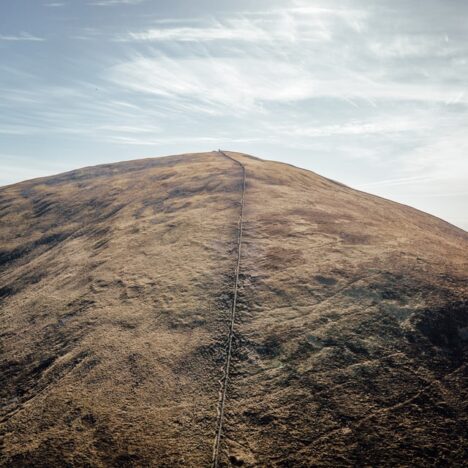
left=211, top=150, right=246, bottom=468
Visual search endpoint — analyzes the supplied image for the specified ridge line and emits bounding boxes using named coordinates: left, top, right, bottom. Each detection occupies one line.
left=211, top=150, right=246, bottom=468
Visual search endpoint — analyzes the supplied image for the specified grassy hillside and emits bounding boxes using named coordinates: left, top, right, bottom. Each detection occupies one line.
left=1, top=151, right=466, bottom=466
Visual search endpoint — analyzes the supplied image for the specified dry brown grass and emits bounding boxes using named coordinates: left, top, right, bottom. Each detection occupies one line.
left=0, top=151, right=467, bottom=466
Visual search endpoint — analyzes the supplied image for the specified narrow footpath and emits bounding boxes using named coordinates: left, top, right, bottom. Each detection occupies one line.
left=211, top=150, right=246, bottom=468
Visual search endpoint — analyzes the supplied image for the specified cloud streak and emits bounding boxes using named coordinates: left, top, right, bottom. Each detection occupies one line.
left=118, top=7, right=362, bottom=43
left=108, top=54, right=468, bottom=115
left=89, top=0, right=144, bottom=6
left=0, top=33, right=44, bottom=41
left=109, top=56, right=315, bottom=112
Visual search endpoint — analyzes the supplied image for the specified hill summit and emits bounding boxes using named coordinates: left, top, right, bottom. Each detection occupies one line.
left=1, top=151, right=467, bottom=466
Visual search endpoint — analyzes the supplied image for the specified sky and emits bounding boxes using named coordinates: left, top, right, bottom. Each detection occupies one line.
left=1, top=0, right=467, bottom=229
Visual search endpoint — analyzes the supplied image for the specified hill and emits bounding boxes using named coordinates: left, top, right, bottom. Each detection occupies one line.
left=0, top=151, right=467, bottom=466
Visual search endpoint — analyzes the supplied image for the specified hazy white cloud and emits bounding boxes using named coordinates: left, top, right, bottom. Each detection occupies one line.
left=89, top=0, right=144, bottom=6
left=354, top=124, right=468, bottom=228
left=274, top=119, right=429, bottom=138
left=369, top=34, right=464, bottom=59
left=121, top=22, right=270, bottom=43
left=119, top=7, right=362, bottom=43
left=105, top=3, right=468, bottom=117
left=0, top=124, right=41, bottom=135
left=402, top=128, right=468, bottom=180
left=356, top=175, right=439, bottom=188
left=105, top=135, right=261, bottom=146
left=109, top=57, right=314, bottom=111
left=109, top=54, right=468, bottom=115
left=0, top=33, right=44, bottom=42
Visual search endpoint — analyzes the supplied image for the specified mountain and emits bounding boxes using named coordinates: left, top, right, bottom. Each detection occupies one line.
left=0, top=151, right=467, bottom=467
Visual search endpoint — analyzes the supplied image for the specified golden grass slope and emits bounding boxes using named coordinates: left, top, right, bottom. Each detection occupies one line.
left=1, top=153, right=243, bottom=466
left=0, top=151, right=467, bottom=466
left=221, top=152, right=467, bottom=466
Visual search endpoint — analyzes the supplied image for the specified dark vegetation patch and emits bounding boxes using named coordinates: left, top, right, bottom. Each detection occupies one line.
left=0, top=197, right=16, bottom=216
left=256, top=335, right=282, bottom=358
left=167, top=179, right=223, bottom=199
left=19, top=190, right=126, bottom=233
left=315, top=275, right=337, bottom=286
left=1, top=350, right=91, bottom=407
left=343, top=286, right=381, bottom=301
left=32, top=197, right=56, bottom=218
left=134, top=197, right=166, bottom=218
left=409, top=301, right=468, bottom=368
left=95, top=203, right=125, bottom=222
left=338, top=231, right=372, bottom=245
left=0, top=231, right=71, bottom=269
left=291, top=335, right=324, bottom=359
left=191, top=342, right=223, bottom=364
left=0, top=286, right=14, bottom=299
left=229, top=455, right=245, bottom=466
left=150, top=171, right=176, bottom=182
left=93, top=238, right=109, bottom=251
left=243, top=409, right=276, bottom=426
left=32, top=356, right=56, bottom=375
left=0, top=270, right=47, bottom=303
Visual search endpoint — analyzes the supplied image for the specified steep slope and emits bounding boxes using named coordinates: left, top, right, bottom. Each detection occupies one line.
left=220, top=152, right=467, bottom=467
left=0, top=151, right=466, bottom=467
left=0, top=153, right=242, bottom=466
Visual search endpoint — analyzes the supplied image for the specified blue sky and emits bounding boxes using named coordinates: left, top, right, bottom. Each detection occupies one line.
left=1, top=0, right=467, bottom=229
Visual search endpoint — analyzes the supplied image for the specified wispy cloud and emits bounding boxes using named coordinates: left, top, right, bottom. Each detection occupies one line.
left=0, top=125, right=40, bottom=135
left=104, top=135, right=262, bottom=146
left=273, top=119, right=429, bottom=138
left=0, top=33, right=45, bottom=42
left=369, top=35, right=460, bottom=58
left=89, top=0, right=144, bottom=6
left=109, top=56, right=314, bottom=112
left=356, top=175, right=438, bottom=188
left=401, top=128, right=468, bottom=181
left=120, top=21, right=270, bottom=43
left=118, top=8, right=358, bottom=43
left=106, top=2, right=467, bottom=117
left=108, top=53, right=468, bottom=115
left=44, top=2, right=66, bottom=7
left=118, top=15, right=309, bottom=43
